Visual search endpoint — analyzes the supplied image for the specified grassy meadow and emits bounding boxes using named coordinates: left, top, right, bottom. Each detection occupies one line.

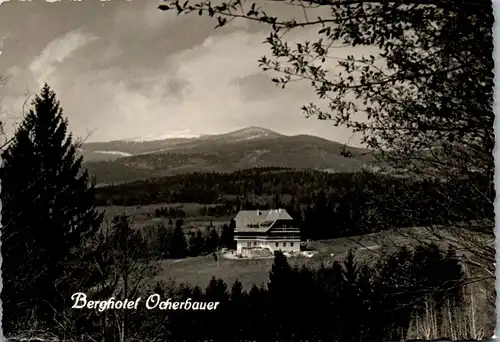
left=97, top=202, right=493, bottom=291
left=98, top=202, right=441, bottom=290
left=98, top=203, right=232, bottom=230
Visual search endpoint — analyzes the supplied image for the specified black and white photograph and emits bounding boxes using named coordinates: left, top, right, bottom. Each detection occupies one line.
left=0, top=0, right=495, bottom=341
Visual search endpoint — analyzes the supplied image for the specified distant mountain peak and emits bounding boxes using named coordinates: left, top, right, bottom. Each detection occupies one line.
left=239, top=126, right=277, bottom=133
left=232, top=126, right=280, bottom=134
left=217, top=126, right=283, bottom=141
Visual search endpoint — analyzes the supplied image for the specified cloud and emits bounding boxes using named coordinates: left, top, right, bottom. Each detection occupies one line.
left=112, top=1, right=178, bottom=37
left=55, top=29, right=343, bottom=144
left=22, top=24, right=363, bottom=147
left=230, top=73, right=281, bottom=102
left=29, top=29, right=98, bottom=86
left=0, top=32, right=9, bottom=50
left=0, top=1, right=369, bottom=147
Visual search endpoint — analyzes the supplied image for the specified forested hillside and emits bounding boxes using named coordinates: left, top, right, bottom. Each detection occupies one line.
left=95, top=167, right=492, bottom=240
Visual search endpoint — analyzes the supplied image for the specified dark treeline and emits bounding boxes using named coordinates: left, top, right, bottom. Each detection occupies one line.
left=71, top=244, right=469, bottom=342
left=154, top=206, right=187, bottom=219
left=151, top=205, right=230, bottom=219
left=197, top=204, right=231, bottom=217
left=96, top=168, right=493, bottom=240
left=139, top=218, right=235, bottom=259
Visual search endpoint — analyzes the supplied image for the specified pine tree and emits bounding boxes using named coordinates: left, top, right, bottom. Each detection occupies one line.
left=268, top=251, right=294, bottom=296
left=156, top=223, right=171, bottom=258
left=219, top=223, right=230, bottom=248
left=268, top=251, right=295, bottom=339
left=168, top=220, right=188, bottom=258
left=230, top=279, right=244, bottom=302
left=205, top=276, right=229, bottom=302
left=188, top=228, right=204, bottom=256
left=0, top=84, right=103, bottom=334
left=206, top=227, right=220, bottom=251
left=229, top=279, right=246, bottom=337
left=339, top=249, right=364, bottom=342
left=204, top=277, right=230, bottom=341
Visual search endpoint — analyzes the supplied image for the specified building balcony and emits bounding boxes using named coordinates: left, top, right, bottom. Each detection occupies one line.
left=270, top=227, right=300, bottom=231
left=235, top=235, right=300, bottom=241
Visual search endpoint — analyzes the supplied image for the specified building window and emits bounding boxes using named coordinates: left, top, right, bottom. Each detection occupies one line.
left=291, top=242, right=294, bottom=247
left=247, top=242, right=251, bottom=247
left=275, top=242, right=279, bottom=247
left=254, top=241, right=257, bottom=246
left=283, top=242, right=287, bottom=247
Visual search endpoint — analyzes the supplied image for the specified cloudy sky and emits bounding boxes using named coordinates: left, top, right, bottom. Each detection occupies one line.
left=0, top=0, right=366, bottom=145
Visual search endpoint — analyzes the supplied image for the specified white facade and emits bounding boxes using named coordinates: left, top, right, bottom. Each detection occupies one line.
left=236, top=238, right=301, bottom=255
left=233, top=209, right=301, bottom=257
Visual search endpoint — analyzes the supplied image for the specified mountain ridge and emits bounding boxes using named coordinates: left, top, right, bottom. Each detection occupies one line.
left=81, top=126, right=374, bottom=184
left=81, top=127, right=362, bottom=158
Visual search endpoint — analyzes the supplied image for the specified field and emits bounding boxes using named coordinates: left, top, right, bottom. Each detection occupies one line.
left=99, top=203, right=492, bottom=291
left=98, top=203, right=231, bottom=231
left=152, top=230, right=428, bottom=290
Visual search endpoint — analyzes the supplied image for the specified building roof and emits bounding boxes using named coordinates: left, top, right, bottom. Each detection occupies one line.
left=234, top=209, right=293, bottom=233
